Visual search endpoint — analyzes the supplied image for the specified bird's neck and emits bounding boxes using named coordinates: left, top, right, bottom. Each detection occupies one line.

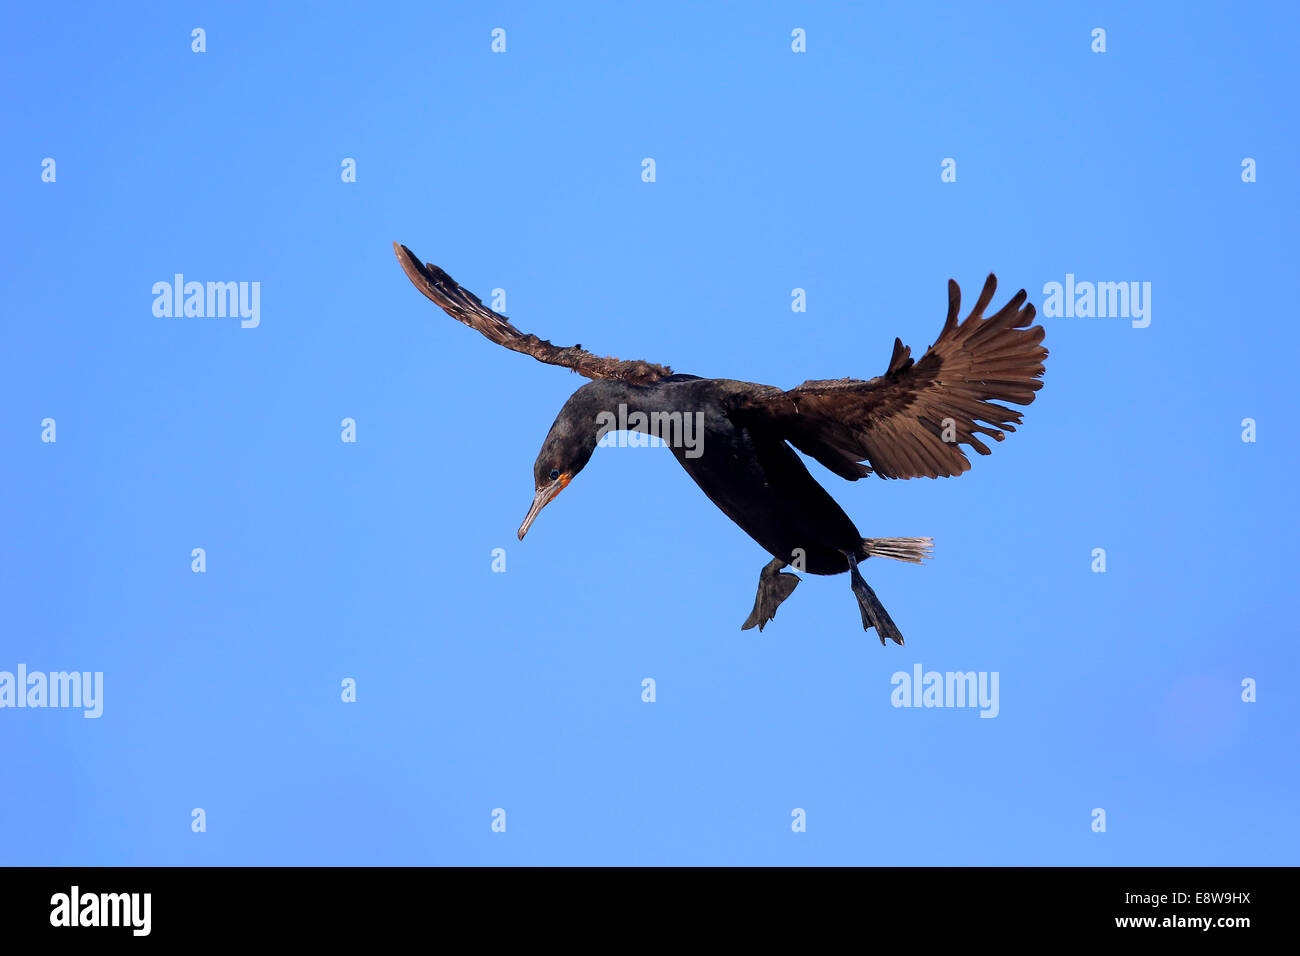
left=570, top=380, right=671, bottom=435
left=568, top=380, right=707, bottom=459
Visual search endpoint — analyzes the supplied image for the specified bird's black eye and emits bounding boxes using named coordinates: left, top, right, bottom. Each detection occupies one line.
left=548, top=469, right=561, bottom=481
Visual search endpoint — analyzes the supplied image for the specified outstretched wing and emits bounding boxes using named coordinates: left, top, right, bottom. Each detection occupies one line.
left=394, top=242, right=672, bottom=384
left=734, top=274, right=1047, bottom=480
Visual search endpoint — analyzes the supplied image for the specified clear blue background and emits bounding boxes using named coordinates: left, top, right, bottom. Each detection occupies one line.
left=2, top=1, right=1296, bottom=865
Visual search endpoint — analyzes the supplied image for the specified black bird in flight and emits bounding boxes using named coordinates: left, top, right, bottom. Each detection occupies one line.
left=394, top=242, right=1047, bottom=644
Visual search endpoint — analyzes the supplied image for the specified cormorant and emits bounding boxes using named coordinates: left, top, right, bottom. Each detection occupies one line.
left=394, top=242, right=1047, bottom=644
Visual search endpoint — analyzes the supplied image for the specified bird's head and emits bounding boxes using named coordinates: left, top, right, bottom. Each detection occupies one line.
left=517, top=388, right=608, bottom=540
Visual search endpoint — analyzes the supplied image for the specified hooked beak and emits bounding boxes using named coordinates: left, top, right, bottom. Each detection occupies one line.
left=517, top=473, right=571, bottom=540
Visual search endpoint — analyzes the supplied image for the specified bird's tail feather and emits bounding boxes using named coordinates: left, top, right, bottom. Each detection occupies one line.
left=862, top=536, right=933, bottom=564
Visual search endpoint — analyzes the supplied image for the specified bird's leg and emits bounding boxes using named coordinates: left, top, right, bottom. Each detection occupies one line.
left=841, top=550, right=905, bottom=646
left=741, top=557, right=801, bottom=632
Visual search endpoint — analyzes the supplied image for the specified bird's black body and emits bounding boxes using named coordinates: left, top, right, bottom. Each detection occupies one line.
left=394, top=241, right=1047, bottom=644
left=574, top=377, right=867, bottom=575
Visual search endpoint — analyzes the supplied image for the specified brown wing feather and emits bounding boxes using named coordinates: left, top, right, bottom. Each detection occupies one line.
left=738, top=274, right=1047, bottom=480
left=394, top=242, right=672, bottom=384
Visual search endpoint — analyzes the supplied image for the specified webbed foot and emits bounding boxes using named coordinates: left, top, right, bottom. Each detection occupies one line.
left=741, top=557, right=801, bottom=631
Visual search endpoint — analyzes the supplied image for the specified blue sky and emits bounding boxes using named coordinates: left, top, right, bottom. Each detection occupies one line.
left=2, top=1, right=1296, bottom=865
